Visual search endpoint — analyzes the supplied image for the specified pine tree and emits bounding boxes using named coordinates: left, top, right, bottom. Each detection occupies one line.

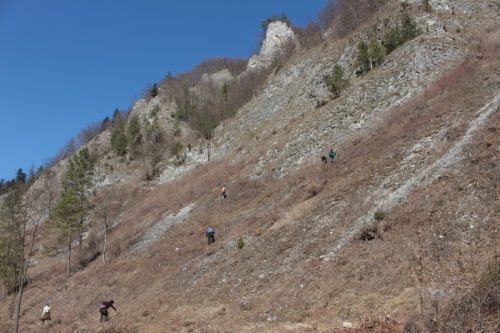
left=356, top=40, right=371, bottom=74
left=324, top=64, right=349, bottom=98
left=111, top=127, right=128, bottom=156
left=111, top=108, right=122, bottom=129
left=401, top=12, right=419, bottom=41
left=15, top=169, right=26, bottom=184
left=47, top=148, right=95, bottom=276
left=368, top=36, right=385, bottom=67
left=150, top=83, right=159, bottom=98
left=127, top=114, right=141, bottom=145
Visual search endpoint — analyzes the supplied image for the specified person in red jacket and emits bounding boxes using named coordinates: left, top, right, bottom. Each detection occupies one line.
left=99, top=300, right=117, bottom=322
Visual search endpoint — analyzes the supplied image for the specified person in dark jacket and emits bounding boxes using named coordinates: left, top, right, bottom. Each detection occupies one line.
left=99, top=300, right=116, bottom=322
left=220, top=185, right=227, bottom=199
left=329, top=145, right=337, bottom=164
left=205, top=227, right=215, bottom=245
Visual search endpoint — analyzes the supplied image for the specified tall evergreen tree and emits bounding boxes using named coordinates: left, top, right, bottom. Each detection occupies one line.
left=15, top=169, right=26, bottom=184
left=127, top=114, right=141, bottom=144
left=46, top=148, right=95, bottom=276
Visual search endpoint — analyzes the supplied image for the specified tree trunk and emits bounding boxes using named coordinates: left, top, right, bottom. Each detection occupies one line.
left=67, top=234, right=72, bottom=277
left=102, top=221, right=108, bottom=264
left=207, top=142, right=211, bottom=162
left=79, top=203, right=84, bottom=249
left=367, top=42, right=373, bottom=71
left=13, top=272, right=24, bottom=333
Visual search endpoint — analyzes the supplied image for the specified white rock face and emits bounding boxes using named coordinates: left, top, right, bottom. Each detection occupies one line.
left=247, top=21, right=299, bottom=71
left=130, top=96, right=177, bottom=132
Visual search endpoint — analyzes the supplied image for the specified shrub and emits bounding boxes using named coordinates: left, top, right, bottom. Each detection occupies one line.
left=170, top=141, right=183, bottom=158
left=127, top=114, right=141, bottom=144
left=374, top=210, right=385, bottom=221
left=359, top=225, right=381, bottom=241
left=356, top=40, right=371, bottom=74
left=261, top=14, right=291, bottom=32
left=237, top=237, right=245, bottom=249
left=384, top=27, right=402, bottom=54
left=149, top=105, right=160, bottom=119
left=110, top=128, right=127, bottom=156
left=401, top=12, right=419, bottom=41
left=383, top=12, right=420, bottom=54
left=369, top=37, right=385, bottom=66
left=324, top=64, right=349, bottom=98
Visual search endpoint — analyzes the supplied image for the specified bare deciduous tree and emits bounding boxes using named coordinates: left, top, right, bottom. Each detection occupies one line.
left=92, top=186, right=123, bottom=263
left=0, top=184, right=45, bottom=333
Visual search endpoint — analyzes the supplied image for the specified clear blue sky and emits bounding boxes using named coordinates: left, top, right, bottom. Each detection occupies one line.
left=0, top=0, right=325, bottom=180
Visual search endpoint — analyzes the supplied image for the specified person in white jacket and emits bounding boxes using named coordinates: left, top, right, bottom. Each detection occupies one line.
left=41, top=303, right=51, bottom=325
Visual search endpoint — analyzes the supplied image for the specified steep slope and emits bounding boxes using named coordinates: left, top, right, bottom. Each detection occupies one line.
left=0, top=1, right=498, bottom=332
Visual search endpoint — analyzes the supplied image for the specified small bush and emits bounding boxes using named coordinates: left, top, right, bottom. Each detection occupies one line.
left=149, top=105, right=160, bottom=119
left=170, top=141, right=184, bottom=158
left=384, top=12, right=420, bottom=55
left=237, top=237, right=245, bottom=249
left=359, top=225, right=381, bottom=241
left=324, top=64, right=349, bottom=98
left=374, top=210, right=385, bottom=221
left=173, top=124, right=182, bottom=137
left=261, top=14, right=291, bottom=32
left=384, top=27, right=402, bottom=54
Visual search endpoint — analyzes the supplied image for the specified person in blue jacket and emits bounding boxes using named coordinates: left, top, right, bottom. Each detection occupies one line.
left=328, top=144, right=337, bottom=164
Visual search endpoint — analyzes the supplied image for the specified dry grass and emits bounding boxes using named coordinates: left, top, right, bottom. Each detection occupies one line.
left=469, top=24, right=500, bottom=60
left=103, top=159, right=244, bottom=260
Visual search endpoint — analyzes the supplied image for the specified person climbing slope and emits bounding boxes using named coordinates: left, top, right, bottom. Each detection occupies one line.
left=41, top=302, right=51, bottom=325
left=220, top=184, right=227, bottom=199
left=329, top=144, right=337, bottom=164
left=99, top=300, right=117, bottom=322
left=321, top=152, right=328, bottom=166
left=206, top=227, right=215, bottom=245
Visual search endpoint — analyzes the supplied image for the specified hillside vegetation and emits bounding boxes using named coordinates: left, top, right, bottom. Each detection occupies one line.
left=1, top=0, right=499, bottom=332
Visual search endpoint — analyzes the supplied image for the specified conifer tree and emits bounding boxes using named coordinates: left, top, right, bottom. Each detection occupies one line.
left=150, top=83, right=159, bottom=98
left=47, top=148, right=95, bottom=276
left=111, top=127, right=128, bottom=156
left=127, top=114, right=141, bottom=145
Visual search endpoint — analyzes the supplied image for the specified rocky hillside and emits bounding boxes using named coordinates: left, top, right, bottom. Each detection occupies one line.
left=1, top=0, right=498, bottom=332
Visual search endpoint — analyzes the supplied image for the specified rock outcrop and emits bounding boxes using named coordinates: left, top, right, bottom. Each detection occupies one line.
left=247, top=21, right=300, bottom=71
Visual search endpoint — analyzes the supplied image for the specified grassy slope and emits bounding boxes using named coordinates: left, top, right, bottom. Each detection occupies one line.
left=2, top=49, right=497, bottom=333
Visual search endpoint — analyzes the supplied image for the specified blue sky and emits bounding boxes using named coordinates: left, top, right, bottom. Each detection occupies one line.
left=0, top=0, right=325, bottom=180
